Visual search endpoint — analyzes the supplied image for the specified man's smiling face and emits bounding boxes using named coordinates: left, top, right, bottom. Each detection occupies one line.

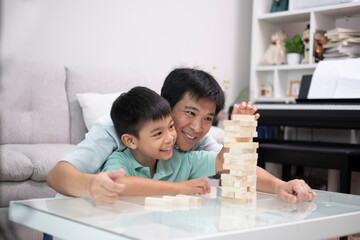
left=171, top=93, right=216, bottom=151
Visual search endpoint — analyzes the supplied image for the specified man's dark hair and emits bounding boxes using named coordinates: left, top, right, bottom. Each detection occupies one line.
left=161, top=68, right=225, bottom=115
left=111, top=86, right=171, bottom=138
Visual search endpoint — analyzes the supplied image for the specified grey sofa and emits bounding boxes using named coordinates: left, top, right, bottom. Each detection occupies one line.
left=0, top=59, right=224, bottom=240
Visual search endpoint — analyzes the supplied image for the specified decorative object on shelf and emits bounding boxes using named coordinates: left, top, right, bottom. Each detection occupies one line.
left=287, top=80, right=301, bottom=98
left=285, top=34, right=304, bottom=65
left=262, top=30, right=287, bottom=65
left=260, top=82, right=273, bottom=98
left=302, top=25, right=310, bottom=64
left=270, top=0, right=289, bottom=12
left=314, top=29, right=327, bottom=62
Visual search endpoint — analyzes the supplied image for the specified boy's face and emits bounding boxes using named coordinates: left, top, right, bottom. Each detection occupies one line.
left=132, top=115, right=177, bottom=162
left=171, top=93, right=216, bottom=151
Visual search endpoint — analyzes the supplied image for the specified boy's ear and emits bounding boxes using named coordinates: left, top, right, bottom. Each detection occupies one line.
left=121, top=134, right=138, bottom=149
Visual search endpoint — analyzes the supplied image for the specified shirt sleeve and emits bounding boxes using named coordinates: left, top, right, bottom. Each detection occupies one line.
left=102, top=151, right=132, bottom=175
left=184, top=151, right=217, bottom=179
left=61, top=117, right=126, bottom=173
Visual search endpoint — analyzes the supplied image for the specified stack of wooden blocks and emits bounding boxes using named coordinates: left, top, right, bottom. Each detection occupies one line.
left=221, top=114, right=258, bottom=204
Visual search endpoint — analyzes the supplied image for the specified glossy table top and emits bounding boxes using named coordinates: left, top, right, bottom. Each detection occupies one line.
left=9, top=188, right=360, bottom=240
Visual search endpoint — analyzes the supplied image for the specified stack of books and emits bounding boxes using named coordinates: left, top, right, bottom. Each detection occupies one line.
left=323, top=28, right=360, bottom=59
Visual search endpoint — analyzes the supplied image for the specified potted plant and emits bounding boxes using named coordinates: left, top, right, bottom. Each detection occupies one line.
left=284, top=34, right=304, bottom=65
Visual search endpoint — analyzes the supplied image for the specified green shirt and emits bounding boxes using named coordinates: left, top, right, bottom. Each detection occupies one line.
left=102, top=148, right=217, bottom=181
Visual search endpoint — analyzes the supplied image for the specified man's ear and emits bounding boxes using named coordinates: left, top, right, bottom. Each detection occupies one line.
left=121, top=134, right=138, bottom=149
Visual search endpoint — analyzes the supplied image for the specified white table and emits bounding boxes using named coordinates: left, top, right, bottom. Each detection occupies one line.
left=9, top=188, right=360, bottom=240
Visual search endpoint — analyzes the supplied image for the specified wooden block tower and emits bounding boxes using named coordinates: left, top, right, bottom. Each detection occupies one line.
left=221, top=114, right=258, bottom=204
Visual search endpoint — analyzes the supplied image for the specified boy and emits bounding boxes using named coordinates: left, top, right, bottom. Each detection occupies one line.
left=102, top=86, right=224, bottom=195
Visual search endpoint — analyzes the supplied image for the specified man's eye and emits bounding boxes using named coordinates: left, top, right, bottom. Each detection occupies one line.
left=205, top=117, right=214, bottom=122
left=186, top=111, right=195, bottom=116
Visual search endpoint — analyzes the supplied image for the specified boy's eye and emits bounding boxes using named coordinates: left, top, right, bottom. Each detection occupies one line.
left=169, top=124, right=175, bottom=129
left=153, top=132, right=162, bottom=137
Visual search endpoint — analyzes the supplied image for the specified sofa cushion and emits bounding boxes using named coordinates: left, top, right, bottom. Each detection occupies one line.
left=66, top=66, right=150, bottom=144
left=0, top=144, right=75, bottom=182
left=0, top=59, right=70, bottom=144
left=76, top=91, right=123, bottom=130
left=0, top=181, right=56, bottom=207
left=0, top=148, right=33, bottom=181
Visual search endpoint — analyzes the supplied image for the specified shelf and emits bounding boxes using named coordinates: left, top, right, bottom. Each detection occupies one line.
left=256, top=64, right=317, bottom=71
left=258, top=2, right=360, bottom=22
left=250, top=0, right=360, bottom=102
left=258, top=11, right=310, bottom=23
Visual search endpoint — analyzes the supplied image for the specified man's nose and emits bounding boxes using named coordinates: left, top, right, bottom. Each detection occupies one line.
left=190, top=117, right=203, bottom=133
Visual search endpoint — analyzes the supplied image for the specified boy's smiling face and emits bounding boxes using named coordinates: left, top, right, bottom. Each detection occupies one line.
left=130, top=115, right=177, bottom=164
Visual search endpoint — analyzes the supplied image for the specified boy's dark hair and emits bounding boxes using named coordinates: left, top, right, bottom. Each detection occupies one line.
left=111, top=86, right=171, bottom=138
left=161, top=68, right=225, bottom=115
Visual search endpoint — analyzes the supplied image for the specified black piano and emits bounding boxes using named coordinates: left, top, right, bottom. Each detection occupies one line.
left=254, top=100, right=360, bottom=196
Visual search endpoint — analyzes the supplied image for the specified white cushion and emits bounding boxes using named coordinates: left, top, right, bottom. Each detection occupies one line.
left=76, top=92, right=122, bottom=130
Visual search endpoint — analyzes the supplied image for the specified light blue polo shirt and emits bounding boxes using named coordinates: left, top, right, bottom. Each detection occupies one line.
left=62, top=116, right=222, bottom=174
left=102, top=148, right=217, bottom=181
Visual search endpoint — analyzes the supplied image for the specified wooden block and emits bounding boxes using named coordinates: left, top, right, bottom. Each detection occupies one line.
left=230, top=169, right=256, bottom=177
left=229, top=148, right=256, bottom=154
left=246, top=175, right=257, bottom=182
left=175, top=194, right=202, bottom=204
left=224, top=125, right=257, bottom=132
left=145, top=197, right=173, bottom=206
left=224, top=153, right=258, bottom=160
left=224, top=142, right=259, bottom=149
left=221, top=186, right=235, bottom=198
left=224, top=131, right=252, bottom=138
left=231, top=114, right=256, bottom=121
left=223, top=136, right=252, bottom=143
left=223, top=163, right=257, bottom=171
left=163, top=196, right=190, bottom=205
left=223, top=120, right=257, bottom=127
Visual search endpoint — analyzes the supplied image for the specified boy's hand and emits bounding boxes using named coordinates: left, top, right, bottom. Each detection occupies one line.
left=231, top=102, right=260, bottom=120
left=89, top=169, right=126, bottom=206
left=177, top=178, right=210, bottom=195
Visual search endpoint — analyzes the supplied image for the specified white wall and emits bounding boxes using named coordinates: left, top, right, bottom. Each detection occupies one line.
left=0, top=0, right=252, bottom=110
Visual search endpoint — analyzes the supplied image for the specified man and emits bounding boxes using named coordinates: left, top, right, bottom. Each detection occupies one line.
left=47, top=68, right=316, bottom=205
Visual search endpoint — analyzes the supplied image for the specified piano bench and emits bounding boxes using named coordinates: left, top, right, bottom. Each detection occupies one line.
left=257, top=140, right=360, bottom=193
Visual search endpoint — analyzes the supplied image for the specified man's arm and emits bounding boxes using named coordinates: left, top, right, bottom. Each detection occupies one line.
left=47, top=162, right=126, bottom=205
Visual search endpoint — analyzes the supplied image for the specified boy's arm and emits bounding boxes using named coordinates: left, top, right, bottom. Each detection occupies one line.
left=116, top=176, right=210, bottom=196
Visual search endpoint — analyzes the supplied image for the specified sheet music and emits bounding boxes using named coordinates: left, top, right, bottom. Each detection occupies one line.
left=334, top=59, right=360, bottom=98
left=308, top=58, right=360, bottom=99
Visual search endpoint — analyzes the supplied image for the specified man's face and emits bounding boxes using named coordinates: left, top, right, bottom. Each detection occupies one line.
left=171, top=93, right=216, bottom=151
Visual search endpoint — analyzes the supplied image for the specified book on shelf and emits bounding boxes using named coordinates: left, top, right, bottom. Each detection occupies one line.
left=323, top=38, right=360, bottom=48
left=323, top=27, right=360, bottom=60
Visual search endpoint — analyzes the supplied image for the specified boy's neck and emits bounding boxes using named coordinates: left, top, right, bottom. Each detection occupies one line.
left=129, top=148, right=157, bottom=178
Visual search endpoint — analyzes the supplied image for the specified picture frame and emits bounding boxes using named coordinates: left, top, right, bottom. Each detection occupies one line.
left=287, top=80, right=301, bottom=98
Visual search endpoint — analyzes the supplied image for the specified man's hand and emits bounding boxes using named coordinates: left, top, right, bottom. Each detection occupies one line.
left=276, top=179, right=317, bottom=203
left=176, top=178, right=210, bottom=195
left=231, top=102, right=260, bottom=120
left=89, top=169, right=126, bottom=206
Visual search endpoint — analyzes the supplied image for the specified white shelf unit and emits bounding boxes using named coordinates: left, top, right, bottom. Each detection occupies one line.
left=250, top=0, right=360, bottom=102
